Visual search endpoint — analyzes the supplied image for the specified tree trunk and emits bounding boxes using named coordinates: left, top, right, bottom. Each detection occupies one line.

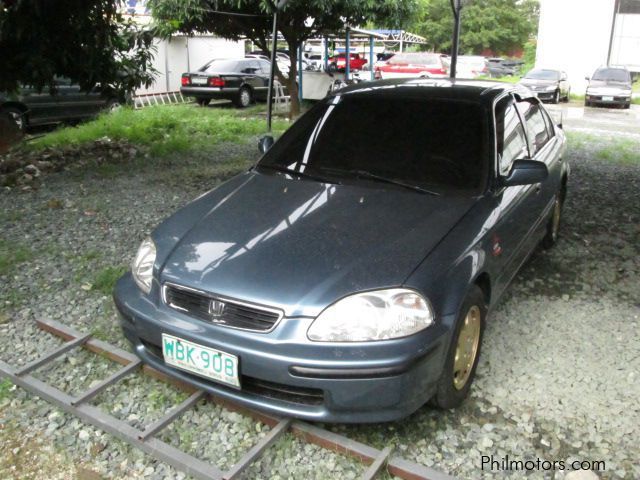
left=287, top=41, right=300, bottom=119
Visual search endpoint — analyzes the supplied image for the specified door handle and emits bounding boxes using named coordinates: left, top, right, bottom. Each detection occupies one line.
left=535, top=185, right=542, bottom=194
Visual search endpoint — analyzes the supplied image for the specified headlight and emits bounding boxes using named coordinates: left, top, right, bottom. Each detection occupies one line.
left=132, top=237, right=156, bottom=294
left=307, top=288, right=434, bottom=342
left=545, top=85, right=557, bottom=91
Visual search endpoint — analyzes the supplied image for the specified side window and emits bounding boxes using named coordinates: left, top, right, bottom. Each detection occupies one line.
left=496, top=98, right=528, bottom=174
left=540, top=107, right=556, bottom=139
left=517, top=100, right=550, bottom=156
left=259, top=60, right=271, bottom=75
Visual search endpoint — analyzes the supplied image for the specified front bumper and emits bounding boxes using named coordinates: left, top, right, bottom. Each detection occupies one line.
left=180, top=86, right=239, bottom=100
left=586, top=94, right=631, bottom=107
left=114, top=274, right=451, bottom=423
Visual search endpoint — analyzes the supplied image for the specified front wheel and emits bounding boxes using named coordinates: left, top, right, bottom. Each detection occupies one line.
left=432, top=286, right=486, bottom=409
left=542, top=189, right=565, bottom=249
left=3, top=107, right=27, bottom=132
left=234, top=87, right=252, bottom=108
left=552, top=89, right=560, bottom=104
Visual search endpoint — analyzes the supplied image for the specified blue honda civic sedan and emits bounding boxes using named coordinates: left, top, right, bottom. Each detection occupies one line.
left=114, top=79, right=568, bottom=423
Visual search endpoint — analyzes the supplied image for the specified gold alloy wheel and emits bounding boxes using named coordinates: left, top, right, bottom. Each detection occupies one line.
left=453, top=305, right=481, bottom=390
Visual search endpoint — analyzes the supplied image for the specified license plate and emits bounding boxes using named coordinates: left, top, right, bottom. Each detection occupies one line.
left=162, top=334, right=240, bottom=388
left=191, top=77, right=208, bottom=85
left=602, top=96, right=614, bottom=101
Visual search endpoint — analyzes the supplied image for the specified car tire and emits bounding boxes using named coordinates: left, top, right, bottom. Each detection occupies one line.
left=563, top=89, right=570, bottom=103
left=552, top=89, right=560, bottom=104
left=432, top=285, right=486, bottom=410
left=196, top=98, right=211, bottom=107
left=3, top=107, right=27, bottom=132
left=234, top=87, right=252, bottom=108
left=106, top=98, right=122, bottom=112
left=623, top=102, right=631, bottom=110
left=584, top=99, right=591, bottom=108
left=542, top=187, right=565, bottom=249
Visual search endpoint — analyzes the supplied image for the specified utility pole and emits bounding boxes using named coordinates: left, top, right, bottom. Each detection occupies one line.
left=449, top=0, right=463, bottom=79
left=266, top=0, right=290, bottom=132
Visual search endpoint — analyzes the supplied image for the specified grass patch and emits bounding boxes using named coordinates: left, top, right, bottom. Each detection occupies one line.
left=566, top=132, right=639, bottom=165
left=0, top=240, right=32, bottom=276
left=0, top=379, right=12, bottom=401
left=92, top=265, right=128, bottom=295
left=27, top=104, right=289, bottom=158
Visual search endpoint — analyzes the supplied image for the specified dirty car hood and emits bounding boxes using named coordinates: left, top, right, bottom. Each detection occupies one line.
left=159, top=172, right=475, bottom=317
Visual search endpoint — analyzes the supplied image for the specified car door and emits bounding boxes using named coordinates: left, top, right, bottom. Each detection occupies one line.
left=520, top=100, right=563, bottom=237
left=490, top=95, right=542, bottom=294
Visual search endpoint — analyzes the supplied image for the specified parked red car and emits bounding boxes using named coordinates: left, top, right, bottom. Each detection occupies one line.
left=328, top=53, right=368, bottom=72
left=375, top=53, right=449, bottom=79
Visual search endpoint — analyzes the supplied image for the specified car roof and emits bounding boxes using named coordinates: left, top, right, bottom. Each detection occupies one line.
left=329, top=78, right=532, bottom=106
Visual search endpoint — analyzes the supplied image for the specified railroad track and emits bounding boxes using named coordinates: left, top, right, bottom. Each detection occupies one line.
left=0, top=318, right=455, bottom=480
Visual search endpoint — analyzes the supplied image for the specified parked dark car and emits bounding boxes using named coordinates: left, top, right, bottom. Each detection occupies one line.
left=585, top=66, right=632, bottom=109
left=518, top=68, right=570, bottom=103
left=115, top=79, right=569, bottom=423
left=180, top=58, right=272, bottom=108
left=0, top=78, right=122, bottom=132
left=487, top=58, right=517, bottom=77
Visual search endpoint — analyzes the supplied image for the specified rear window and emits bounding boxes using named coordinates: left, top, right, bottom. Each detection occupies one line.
left=592, top=68, right=631, bottom=83
left=258, top=96, right=488, bottom=193
left=524, top=69, right=560, bottom=80
left=389, top=54, right=441, bottom=66
left=200, top=60, right=240, bottom=73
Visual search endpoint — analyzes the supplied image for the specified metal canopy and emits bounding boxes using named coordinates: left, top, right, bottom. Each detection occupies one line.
left=367, top=29, right=428, bottom=45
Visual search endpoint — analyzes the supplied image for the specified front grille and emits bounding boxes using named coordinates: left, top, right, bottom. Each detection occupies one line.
left=141, top=340, right=324, bottom=406
left=163, top=283, right=282, bottom=332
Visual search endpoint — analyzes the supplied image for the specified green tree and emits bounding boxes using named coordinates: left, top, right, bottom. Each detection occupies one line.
left=414, top=0, right=539, bottom=56
left=148, top=0, right=417, bottom=117
left=0, top=0, right=156, bottom=96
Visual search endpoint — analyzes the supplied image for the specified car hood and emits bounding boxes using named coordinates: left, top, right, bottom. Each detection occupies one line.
left=520, top=78, right=557, bottom=86
left=159, top=172, right=475, bottom=317
left=587, top=80, right=631, bottom=92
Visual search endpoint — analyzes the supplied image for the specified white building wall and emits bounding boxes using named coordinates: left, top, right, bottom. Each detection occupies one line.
left=186, top=37, right=246, bottom=72
left=536, top=0, right=616, bottom=94
left=610, top=14, right=640, bottom=71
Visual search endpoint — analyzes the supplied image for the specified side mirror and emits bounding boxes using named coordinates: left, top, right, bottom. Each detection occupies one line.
left=258, top=135, right=274, bottom=154
left=501, top=159, right=548, bottom=187
left=585, top=76, right=590, bottom=81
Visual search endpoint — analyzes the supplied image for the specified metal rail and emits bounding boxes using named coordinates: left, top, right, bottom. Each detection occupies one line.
left=0, top=318, right=456, bottom=480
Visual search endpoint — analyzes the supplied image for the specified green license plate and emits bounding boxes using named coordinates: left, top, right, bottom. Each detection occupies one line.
left=162, top=334, right=240, bottom=388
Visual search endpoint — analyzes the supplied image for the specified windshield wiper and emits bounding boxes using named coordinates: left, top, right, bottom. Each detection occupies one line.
left=318, top=167, right=440, bottom=196
left=258, top=164, right=340, bottom=184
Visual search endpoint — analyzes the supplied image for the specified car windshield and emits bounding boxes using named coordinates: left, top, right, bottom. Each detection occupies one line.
left=258, top=95, right=487, bottom=194
left=389, top=54, right=440, bottom=65
left=592, top=68, right=631, bottom=83
left=525, top=69, right=559, bottom=80
left=200, top=60, right=239, bottom=73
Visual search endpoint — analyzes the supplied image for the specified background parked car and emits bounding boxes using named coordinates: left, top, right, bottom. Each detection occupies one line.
left=0, top=78, right=122, bottom=132
left=181, top=58, right=271, bottom=108
left=375, top=53, right=449, bottom=79
left=518, top=68, right=570, bottom=103
left=328, top=53, right=368, bottom=72
left=487, top=57, right=518, bottom=77
left=585, top=66, right=632, bottom=109
left=456, top=56, right=490, bottom=79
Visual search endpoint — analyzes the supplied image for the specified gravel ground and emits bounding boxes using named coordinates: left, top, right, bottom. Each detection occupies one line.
left=0, top=110, right=639, bottom=479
